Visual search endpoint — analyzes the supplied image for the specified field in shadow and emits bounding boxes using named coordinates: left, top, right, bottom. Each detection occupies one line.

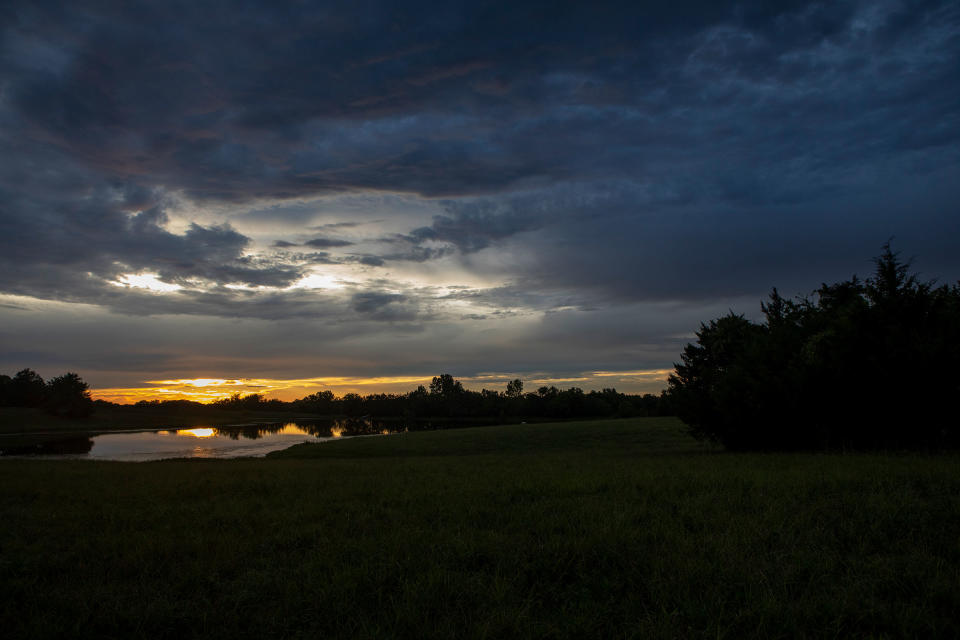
left=2, top=417, right=958, bottom=638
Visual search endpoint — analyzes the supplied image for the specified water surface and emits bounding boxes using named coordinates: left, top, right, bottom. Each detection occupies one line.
left=0, top=416, right=503, bottom=461
left=0, top=419, right=393, bottom=461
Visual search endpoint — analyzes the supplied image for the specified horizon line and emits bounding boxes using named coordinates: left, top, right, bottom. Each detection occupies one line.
left=90, top=370, right=674, bottom=404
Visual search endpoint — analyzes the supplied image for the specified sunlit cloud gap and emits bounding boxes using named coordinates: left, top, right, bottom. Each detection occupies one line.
left=111, top=273, right=182, bottom=293
left=91, top=370, right=672, bottom=404
left=288, top=271, right=347, bottom=290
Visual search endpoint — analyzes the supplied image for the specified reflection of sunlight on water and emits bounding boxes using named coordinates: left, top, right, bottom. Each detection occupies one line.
left=180, top=428, right=215, bottom=438
left=8, top=419, right=404, bottom=461
left=280, top=423, right=309, bottom=434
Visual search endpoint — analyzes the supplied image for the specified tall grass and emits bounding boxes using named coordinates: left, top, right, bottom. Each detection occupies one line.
left=1, top=417, right=958, bottom=638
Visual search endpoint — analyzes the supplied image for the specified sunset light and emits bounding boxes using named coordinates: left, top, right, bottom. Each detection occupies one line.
left=290, top=271, right=346, bottom=290
left=153, top=378, right=240, bottom=388
left=180, top=428, right=215, bottom=438
left=89, top=369, right=673, bottom=404
left=111, top=273, right=182, bottom=293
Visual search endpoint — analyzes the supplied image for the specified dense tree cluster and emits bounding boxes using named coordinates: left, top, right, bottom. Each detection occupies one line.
left=6, top=373, right=668, bottom=431
left=210, top=393, right=285, bottom=411
left=204, top=373, right=671, bottom=424
left=669, top=244, right=960, bottom=450
left=0, top=369, right=94, bottom=418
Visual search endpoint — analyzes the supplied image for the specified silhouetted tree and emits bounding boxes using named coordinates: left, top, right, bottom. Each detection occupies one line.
left=429, top=374, right=465, bottom=417
left=429, top=374, right=463, bottom=397
left=45, top=373, right=94, bottom=418
left=505, top=379, right=523, bottom=398
left=9, top=369, right=47, bottom=407
left=341, top=393, right=363, bottom=417
left=669, top=243, right=960, bottom=450
left=296, top=390, right=336, bottom=414
left=404, top=385, right=429, bottom=420
left=0, top=374, right=10, bottom=406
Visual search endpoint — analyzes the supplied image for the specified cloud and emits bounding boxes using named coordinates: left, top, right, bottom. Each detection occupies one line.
left=5, top=1, right=957, bottom=208
left=0, top=292, right=748, bottom=395
left=350, top=291, right=420, bottom=321
left=303, top=237, right=355, bottom=248
left=407, top=199, right=545, bottom=252
left=3, top=0, right=952, bottom=202
left=357, top=256, right=386, bottom=267
left=0, top=154, right=306, bottom=302
left=309, top=221, right=367, bottom=231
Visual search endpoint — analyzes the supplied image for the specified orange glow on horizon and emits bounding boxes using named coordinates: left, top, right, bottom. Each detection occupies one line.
left=164, top=378, right=233, bottom=387
left=90, top=369, right=671, bottom=404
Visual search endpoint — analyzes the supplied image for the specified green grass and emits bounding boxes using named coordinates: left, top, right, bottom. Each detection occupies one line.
left=271, top=414, right=715, bottom=458
left=1, top=417, right=958, bottom=638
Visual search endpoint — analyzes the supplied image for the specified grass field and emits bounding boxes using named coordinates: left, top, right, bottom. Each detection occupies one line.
left=1, top=417, right=958, bottom=638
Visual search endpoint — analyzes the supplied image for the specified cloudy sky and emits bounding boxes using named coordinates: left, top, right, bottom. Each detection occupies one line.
left=1, top=0, right=958, bottom=402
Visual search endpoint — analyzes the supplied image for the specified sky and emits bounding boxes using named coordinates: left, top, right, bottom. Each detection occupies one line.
left=1, top=0, right=958, bottom=402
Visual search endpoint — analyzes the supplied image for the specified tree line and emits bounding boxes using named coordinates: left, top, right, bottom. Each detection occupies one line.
left=204, top=374, right=672, bottom=423
left=3, top=368, right=671, bottom=425
left=0, top=369, right=94, bottom=418
left=668, top=243, right=960, bottom=451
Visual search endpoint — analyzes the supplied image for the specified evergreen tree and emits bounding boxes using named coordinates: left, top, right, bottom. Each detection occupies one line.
left=9, top=369, right=47, bottom=407
left=669, top=244, right=960, bottom=450
left=45, top=372, right=94, bottom=418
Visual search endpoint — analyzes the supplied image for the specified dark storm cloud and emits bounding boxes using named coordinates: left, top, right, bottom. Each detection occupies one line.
left=1, top=0, right=959, bottom=325
left=5, top=0, right=956, bottom=201
left=429, top=170, right=960, bottom=306
left=407, top=199, right=546, bottom=252
left=351, top=291, right=420, bottom=322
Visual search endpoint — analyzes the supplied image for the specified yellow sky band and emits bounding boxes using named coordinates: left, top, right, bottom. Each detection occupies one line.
left=91, top=370, right=673, bottom=404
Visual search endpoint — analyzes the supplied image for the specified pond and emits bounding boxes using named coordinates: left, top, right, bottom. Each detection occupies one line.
left=0, top=418, right=403, bottom=461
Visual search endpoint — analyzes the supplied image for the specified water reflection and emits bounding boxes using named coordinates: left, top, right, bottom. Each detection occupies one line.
left=0, top=436, right=95, bottom=456
left=181, top=428, right=215, bottom=438
left=210, top=417, right=404, bottom=441
left=0, top=418, right=410, bottom=461
left=0, top=416, right=482, bottom=461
